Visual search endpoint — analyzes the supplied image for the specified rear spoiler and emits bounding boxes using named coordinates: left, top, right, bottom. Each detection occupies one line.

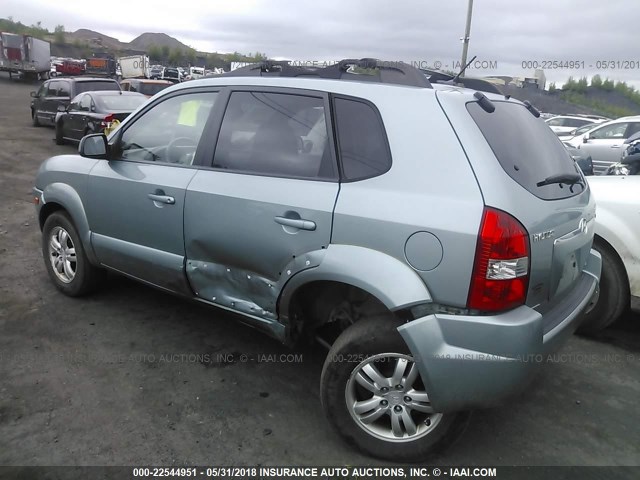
left=421, top=69, right=503, bottom=95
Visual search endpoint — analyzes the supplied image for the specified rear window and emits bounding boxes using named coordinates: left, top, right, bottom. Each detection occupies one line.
left=75, top=81, right=120, bottom=94
left=565, top=118, right=591, bottom=128
left=468, top=101, right=584, bottom=200
left=137, top=83, right=171, bottom=96
left=95, top=94, right=147, bottom=111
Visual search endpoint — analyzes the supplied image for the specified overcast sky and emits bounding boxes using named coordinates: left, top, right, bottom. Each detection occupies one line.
left=4, top=0, right=640, bottom=86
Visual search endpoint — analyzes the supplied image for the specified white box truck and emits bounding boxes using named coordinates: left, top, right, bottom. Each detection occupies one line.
left=0, top=33, right=51, bottom=79
left=119, top=55, right=150, bottom=79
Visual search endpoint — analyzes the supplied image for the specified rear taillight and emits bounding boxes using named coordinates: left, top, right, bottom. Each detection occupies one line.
left=101, top=114, right=115, bottom=127
left=467, top=207, right=530, bottom=312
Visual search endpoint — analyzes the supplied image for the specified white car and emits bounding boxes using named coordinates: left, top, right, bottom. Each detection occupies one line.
left=580, top=175, right=640, bottom=333
left=189, top=66, right=205, bottom=79
left=545, top=115, right=604, bottom=136
left=571, top=116, right=640, bottom=174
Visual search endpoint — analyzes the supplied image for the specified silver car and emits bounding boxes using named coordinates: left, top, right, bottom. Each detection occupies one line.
left=572, top=115, right=640, bottom=173
left=33, top=59, right=601, bottom=461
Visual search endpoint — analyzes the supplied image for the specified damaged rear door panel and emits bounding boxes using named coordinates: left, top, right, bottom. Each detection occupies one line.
left=183, top=87, right=339, bottom=322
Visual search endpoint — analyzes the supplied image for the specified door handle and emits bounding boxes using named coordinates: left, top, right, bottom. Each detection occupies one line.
left=274, top=216, right=316, bottom=231
left=148, top=193, right=175, bottom=205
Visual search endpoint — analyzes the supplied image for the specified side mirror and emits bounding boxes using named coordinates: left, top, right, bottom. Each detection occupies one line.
left=30, top=91, right=37, bottom=98
left=78, top=134, right=108, bottom=159
left=57, top=104, right=67, bottom=112
left=583, top=135, right=589, bottom=143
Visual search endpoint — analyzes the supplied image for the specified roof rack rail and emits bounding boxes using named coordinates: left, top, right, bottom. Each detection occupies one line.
left=222, top=58, right=433, bottom=88
left=421, top=68, right=503, bottom=95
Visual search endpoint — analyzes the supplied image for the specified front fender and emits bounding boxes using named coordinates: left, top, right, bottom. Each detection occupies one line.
left=41, top=182, right=98, bottom=265
left=278, top=244, right=432, bottom=317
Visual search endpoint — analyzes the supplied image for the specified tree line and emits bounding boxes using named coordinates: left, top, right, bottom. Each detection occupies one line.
left=146, top=44, right=267, bottom=68
left=546, top=75, right=640, bottom=118
left=548, top=75, right=640, bottom=106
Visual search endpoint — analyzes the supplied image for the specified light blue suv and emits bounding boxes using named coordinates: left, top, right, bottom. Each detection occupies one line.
left=34, top=59, right=601, bottom=461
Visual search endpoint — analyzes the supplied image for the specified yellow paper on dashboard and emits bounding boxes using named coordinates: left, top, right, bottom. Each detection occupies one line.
left=178, top=100, right=200, bottom=126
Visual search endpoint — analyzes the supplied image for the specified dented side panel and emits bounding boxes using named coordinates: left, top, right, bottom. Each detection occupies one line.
left=187, top=250, right=326, bottom=322
left=184, top=170, right=338, bottom=321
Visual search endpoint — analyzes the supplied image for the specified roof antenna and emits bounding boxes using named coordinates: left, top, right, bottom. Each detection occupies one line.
left=452, top=55, right=476, bottom=84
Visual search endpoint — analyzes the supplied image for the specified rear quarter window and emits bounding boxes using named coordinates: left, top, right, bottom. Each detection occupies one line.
left=467, top=101, right=584, bottom=200
left=333, top=96, right=392, bottom=181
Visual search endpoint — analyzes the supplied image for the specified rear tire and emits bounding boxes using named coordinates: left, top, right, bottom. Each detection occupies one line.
left=320, top=316, right=470, bottom=462
left=578, top=243, right=629, bottom=335
left=42, top=211, right=105, bottom=297
left=55, top=122, right=65, bottom=145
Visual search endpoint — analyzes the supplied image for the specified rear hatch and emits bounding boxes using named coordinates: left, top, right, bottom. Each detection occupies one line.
left=436, top=90, right=596, bottom=313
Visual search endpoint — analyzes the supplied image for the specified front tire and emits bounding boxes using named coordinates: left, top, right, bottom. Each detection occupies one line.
left=320, top=316, right=470, bottom=462
left=578, top=243, right=629, bottom=335
left=42, top=211, right=105, bottom=296
left=32, top=109, right=41, bottom=127
left=55, top=122, right=65, bottom=145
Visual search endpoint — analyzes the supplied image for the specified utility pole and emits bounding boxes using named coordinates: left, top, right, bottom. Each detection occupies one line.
left=460, top=0, right=474, bottom=77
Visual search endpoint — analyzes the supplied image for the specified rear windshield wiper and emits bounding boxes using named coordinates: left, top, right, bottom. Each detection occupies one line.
left=536, top=173, right=584, bottom=191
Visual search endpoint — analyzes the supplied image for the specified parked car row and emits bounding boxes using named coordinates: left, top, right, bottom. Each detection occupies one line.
left=30, top=76, right=121, bottom=126
left=544, top=113, right=640, bottom=333
left=546, top=114, right=640, bottom=174
left=54, top=91, right=148, bottom=144
left=545, top=114, right=608, bottom=136
left=31, top=69, right=205, bottom=143
left=554, top=114, right=640, bottom=333
left=149, top=64, right=182, bottom=83
left=30, top=76, right=151, bottom=143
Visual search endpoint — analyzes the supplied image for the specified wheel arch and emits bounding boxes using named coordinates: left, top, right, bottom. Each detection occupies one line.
left=593, top=233, right=631, bottom=295
left=278, top=245, right=433, bottom=341
left=593, top=205, right=639, bottom=286
left=40, top=183, right=99, bottom=265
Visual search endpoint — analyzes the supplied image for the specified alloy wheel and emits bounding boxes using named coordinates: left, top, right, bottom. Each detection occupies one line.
left=345, top=353, right=442, bottom=442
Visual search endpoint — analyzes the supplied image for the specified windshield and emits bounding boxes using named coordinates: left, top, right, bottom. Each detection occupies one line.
left=573, top=123, right=598, bottom=135
left=96, top=94, right=147, bottom=111
left=468, top=101, right=584, bottom=200
left=75, top=81, right=120, bottom=94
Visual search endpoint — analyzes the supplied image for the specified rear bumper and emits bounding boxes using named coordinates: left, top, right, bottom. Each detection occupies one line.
left=398, top=248, right=601, bottom=413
